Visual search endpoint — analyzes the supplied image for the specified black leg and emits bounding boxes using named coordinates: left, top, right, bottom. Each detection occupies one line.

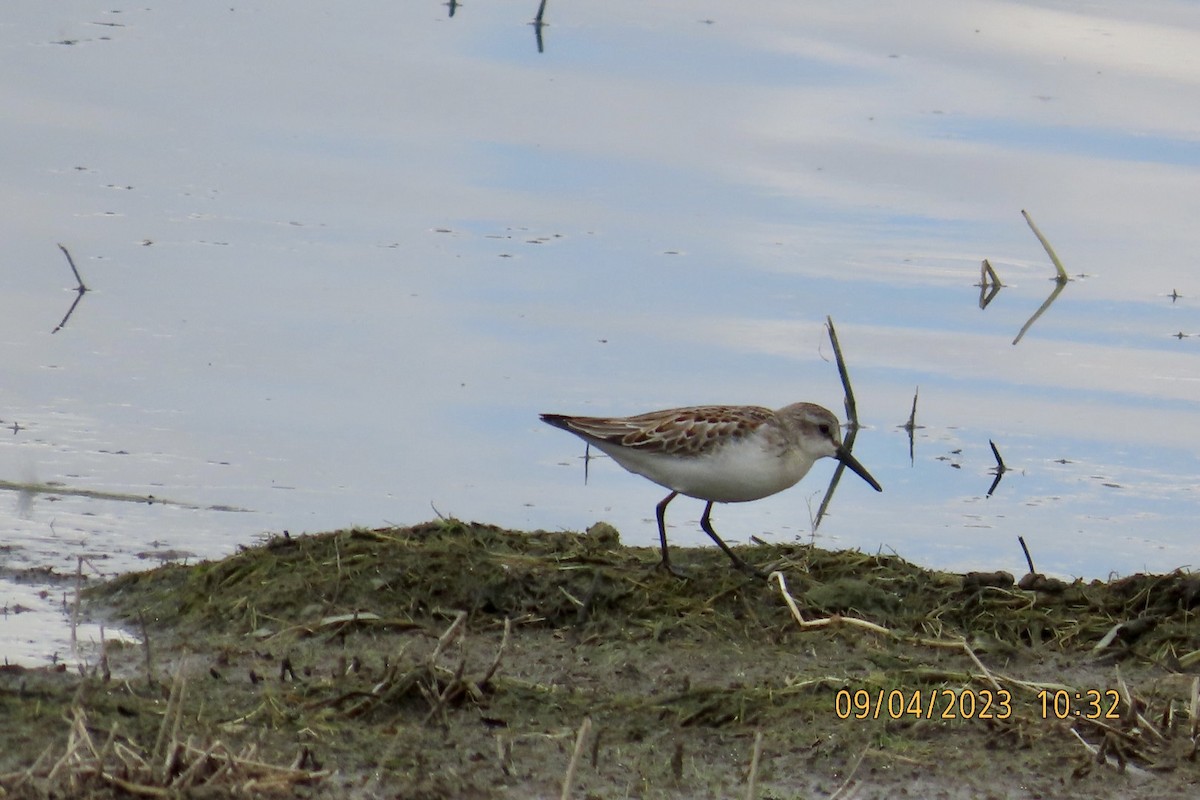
left=654, top=491, right=684, bottom=576
left=699, top=502, right=764, bottom=577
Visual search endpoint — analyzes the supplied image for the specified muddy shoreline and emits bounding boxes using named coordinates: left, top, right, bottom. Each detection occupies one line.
left=2, top=520, right=1198, bottom=798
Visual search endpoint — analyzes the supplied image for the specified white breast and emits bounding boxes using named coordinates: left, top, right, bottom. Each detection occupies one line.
left=593, top=435, right=816, bottom=503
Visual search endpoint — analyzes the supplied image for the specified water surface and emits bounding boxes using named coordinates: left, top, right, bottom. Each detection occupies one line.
left=3, top=0, right=1200, bottom=665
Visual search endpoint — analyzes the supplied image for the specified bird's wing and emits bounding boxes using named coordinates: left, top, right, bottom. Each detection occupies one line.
left=545, top=406, right=773, bottom=457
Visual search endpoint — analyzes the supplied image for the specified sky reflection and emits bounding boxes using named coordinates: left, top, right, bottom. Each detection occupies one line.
left=2, top=0, right=1200, bottom=665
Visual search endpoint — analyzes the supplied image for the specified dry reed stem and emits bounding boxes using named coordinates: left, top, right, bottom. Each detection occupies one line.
left=152, top=659, right=188, bottom=767
left=1115, top=667, right=1165, bottom=742
left=828, top=746, right=869, bottom=800
left=744, top=729, right=764, bottom=800
left=1068, top=729, right=1152, bottom=779
left=1021, top=209, right=1068, bottom=282
left=2, top=700, right=329, bottom=798
left=1191, top=676, right=1200, bottom=740
left=430, top=610, right=468, bottom=663
left=773, top=565, right=1189, bottom=778
left=773, top=571, right=1000, bottom=692
left=560, top=716, right=592, bottom=800
left=480, top=616, right=513, bottom=685
left=771, top=571, right=891, bottom=637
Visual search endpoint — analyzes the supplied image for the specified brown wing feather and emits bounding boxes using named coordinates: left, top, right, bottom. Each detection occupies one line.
left=542, top=405, right=774, bottom=457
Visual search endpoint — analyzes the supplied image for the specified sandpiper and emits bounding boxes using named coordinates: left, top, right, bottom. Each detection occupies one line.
left=541, top=402, right=882, bottom=575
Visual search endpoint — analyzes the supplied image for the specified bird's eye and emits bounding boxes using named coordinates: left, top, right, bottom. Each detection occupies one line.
left=818, top=423, right=831, bottom=436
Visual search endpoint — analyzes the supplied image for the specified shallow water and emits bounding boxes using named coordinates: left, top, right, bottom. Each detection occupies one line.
left=3, top=0, right=1200, bottom=665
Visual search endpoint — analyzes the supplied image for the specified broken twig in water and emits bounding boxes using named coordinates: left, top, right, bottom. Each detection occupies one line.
left=902, top=387, right=920, bottom=464
left=1018, top=536, right=1036, bottom=575
left=0, top=478, right=248, bottom=512
left=903, top=387, right=919, bottom=433
left=531, top=0, right=548, bottom=52
left=52, top=244, right=89, bottom=334
left=978, top=259, right=1003, bottom=309
left=813, top=316, right=867, bottom=530
left=986, top=439, right=1007, bottom=497
left=1022, top=209, right=1068, bottom=284
left=57, top=243, right=88, bottom=292
left=1012, top=277, right=1067, bottom=345
left=1012, top=210, right=1072, bottom=345
left=825, top=316, right=859, bottom=428
left=989, top=439, right=1007, bottom=474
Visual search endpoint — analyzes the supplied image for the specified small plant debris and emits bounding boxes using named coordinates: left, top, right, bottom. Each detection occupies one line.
left=1, top=520, right=1197, bottom=799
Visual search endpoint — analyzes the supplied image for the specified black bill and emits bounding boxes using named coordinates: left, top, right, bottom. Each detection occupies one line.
left=838, top=447, right=883, bottom=492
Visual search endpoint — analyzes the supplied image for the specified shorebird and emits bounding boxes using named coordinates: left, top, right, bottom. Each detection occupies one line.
left=541, top=402, right=881, bottom=575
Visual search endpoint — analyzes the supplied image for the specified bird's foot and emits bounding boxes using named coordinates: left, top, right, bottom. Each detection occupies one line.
left=652, top=558, right=690, bottom=580
left=726, top=554, right=768, bottom=579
